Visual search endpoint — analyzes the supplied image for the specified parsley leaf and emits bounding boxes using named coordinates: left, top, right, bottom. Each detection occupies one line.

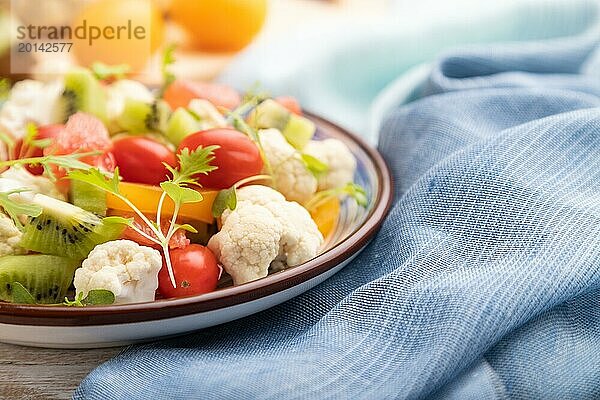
left=64, top=290, right=115, bottom=306
left=212, top=187, right=237, bottom=218
left=68, top=167, right=121, bottom=194
left=0, top=152, right=98, bottom=183
left=0, top=190, right=42, bottom=229
left=173, top=223, right=198, bottom=234
left=210, top=174, right=271, bottom=218
left=103, top=215, right=133, bottom=227
left=160, top=181, right=203, bottom=204
left=168, top=146, right=219, bottom=185
left=82, top=290, right=116, bottom=305
left=11, top=282, right=36, bottom=304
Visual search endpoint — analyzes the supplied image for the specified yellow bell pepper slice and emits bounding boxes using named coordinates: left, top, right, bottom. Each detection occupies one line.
left=310, top=197, right=340, bottom=239
left=106, top=182, right=218, bottom=224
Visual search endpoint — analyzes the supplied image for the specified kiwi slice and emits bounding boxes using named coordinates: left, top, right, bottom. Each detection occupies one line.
left=0, top=255, right=80, bottom=304
left=248, top=99, right=316, bottom=149
left=62, top=68, right=108, bottom=122
left=69, top=180, right=107, bottom=216
left=165, top=107, right=200, bottom=146
left=20, top=194, right=126, bottom=260
left=116, top=98, right=171, bottom=134
left=248, top=99, right=290, bottom=130
left=282, top=114, right=316, bottom=150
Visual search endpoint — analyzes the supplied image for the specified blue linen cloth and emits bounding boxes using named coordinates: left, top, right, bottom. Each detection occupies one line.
left=75, top=6, right=600, bottom=400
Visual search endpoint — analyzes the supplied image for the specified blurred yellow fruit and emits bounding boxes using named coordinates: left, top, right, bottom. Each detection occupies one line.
left=169, top=0, right=267, bottom=52
left=310, top=197, right=341, bottom=239
left=71, top=0, right=164, bottom=71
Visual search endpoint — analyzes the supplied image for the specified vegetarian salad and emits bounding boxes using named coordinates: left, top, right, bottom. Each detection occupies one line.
left=0, top=56, right=366, bottom=306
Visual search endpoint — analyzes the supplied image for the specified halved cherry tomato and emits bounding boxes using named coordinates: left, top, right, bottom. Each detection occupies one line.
left=13, top=124, right=64, bottom=175
left=158, top=244, right=220, bottom=298
left=177, top=128, right=263, bottom=189
left=112, top=136, right=177, bottom=186
left=111, top=212, right=190, bottom=250
left=164, top=80, right=241, bottom=111
left=275, top=96, right=302, bottom=116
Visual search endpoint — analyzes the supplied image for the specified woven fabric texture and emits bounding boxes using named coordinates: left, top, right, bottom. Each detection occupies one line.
left=75, top=9, right=600, bottom=400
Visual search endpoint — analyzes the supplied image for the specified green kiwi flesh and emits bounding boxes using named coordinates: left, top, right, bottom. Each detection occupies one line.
left=62, top=68, right=107, bottom=122
left=248, top=99, right=316, bottom=149
left=116, top=98, right=171, bottom=134
left=248, top=99, right=290, bottom=131
left=69, top=180, right=107, bottom=216
left=282, top=113, right=316, bottom=150
left=20, top=194, right=126, bottom=260
left=165, top=107, right=200, bottom=146
left=0, top=255, right=80, bottom=304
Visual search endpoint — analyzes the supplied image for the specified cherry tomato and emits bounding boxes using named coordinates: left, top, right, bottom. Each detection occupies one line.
left=112, top=136, right=177, bottom=186
left=177, top=128, right=263, bottom=189
left=164, top=80, right=241, bottom=111
left=13, top=124, right=64, bottom=175
left=112, top=212, right=190, bottom=250
left=275, top=96, right=303, bottom=115
left=158, top=244, right=220, bottom=298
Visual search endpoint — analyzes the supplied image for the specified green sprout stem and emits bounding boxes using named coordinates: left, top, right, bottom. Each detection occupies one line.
left=155, top=190, right=168, bottom=230
left=0, top=152, right=99, bottom=169
left=112, top=193, right=164, bottom=244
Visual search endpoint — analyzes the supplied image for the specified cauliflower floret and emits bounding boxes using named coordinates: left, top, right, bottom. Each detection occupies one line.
left=188, top=99, right=227, bottom=130
left=259, top=128, right=317, bottom=204
left=73, top=240, right=162, bottom=305
left=209, top=185, right=323, bottom=285
left=0, top=80, right=64, bottom=141
left=0, top=214, right=25, bottom=257
left=304, top=139, right=357, bottom=191
left=211, top=204, right=283, bottom=285
left=106, top=79, right=155, bottom=122
left=1, top=167, right=65, bottom=201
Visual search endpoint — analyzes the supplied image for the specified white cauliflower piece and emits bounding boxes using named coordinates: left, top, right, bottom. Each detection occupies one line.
left=259, top=128, right=317, bottom=204
left=0, top=79, right=64, bottom=141
left=106, top=79, right=155, bottom=122
left=73, top=240, right=162, bottom=305
left=1, top=167, right=65, bottom=201
left=188, top=99, right=227, bottom=129
left=0, top=214, right=25, bottom=257
left=208, top=185, right=323, bottom=285
left=304, top=139, right=357, bottom=191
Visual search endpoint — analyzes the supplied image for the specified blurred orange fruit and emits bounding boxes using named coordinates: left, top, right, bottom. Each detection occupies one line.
left=169, top=0, right=267, bottom=52
left=71, top=0, right=164, bottom=71
left=164, top=80, right=241, bottom=110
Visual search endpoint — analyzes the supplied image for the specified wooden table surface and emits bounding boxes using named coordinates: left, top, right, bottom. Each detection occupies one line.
left=0, top=343, right=121, bottom=399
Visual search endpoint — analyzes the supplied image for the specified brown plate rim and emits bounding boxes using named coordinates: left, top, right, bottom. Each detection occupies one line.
left=0, top=112, right=393, bottom=326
